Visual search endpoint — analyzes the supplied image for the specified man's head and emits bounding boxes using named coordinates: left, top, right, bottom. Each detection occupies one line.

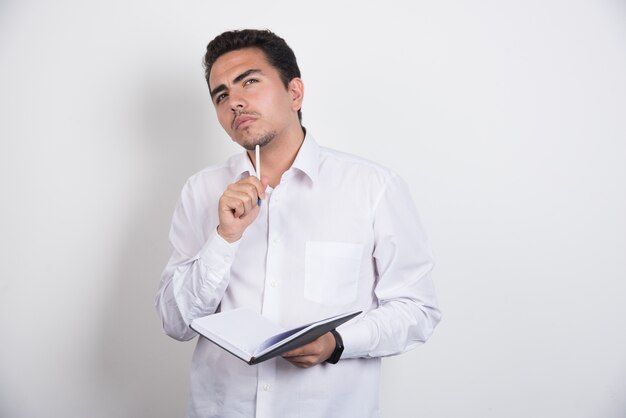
left=203, top=29, right=303, bottom=125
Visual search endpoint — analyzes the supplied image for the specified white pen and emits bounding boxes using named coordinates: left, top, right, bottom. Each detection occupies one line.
left=255, top=144, right=261, bottom=206
left=255, top=144, right=261, bottom=179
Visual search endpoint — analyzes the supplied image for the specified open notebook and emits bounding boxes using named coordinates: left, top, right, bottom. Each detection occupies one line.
left=190, top=308, right=361, bottom=365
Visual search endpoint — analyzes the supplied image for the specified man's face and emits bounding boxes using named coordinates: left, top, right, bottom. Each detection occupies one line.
left=208, top=48, right=302, bottom=150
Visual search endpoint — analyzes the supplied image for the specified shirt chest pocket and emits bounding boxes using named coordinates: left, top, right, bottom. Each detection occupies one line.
left=304, top=241, right=364, bottom=305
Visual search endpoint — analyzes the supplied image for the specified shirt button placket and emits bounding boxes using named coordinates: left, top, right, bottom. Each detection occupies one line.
left=255, top=362, right=276, bottom=418
left=262, top=191, right=281, bottom=323
left=257, top=187, right=279, bottom=418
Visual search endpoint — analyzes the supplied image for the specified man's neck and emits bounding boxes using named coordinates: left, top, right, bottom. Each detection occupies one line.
left=248, top=126, right=305, bottom=188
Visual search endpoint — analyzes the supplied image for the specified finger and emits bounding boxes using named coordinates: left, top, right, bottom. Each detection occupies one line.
left=284, top=355, right=319, bottom=368
left=222, top=190, right=256, bottom=215
left=282, top=345, right=320, bottom=358
left=227, top=183, right=259, bottom=205
left=284, top=341, right=320, bottom=358
left=259, top=176, right=269, bottom=199
left=237, top=176, right=267, bottom=200
left=220, top=196, right=245, bottom=218
left=282, top=346, right=309, bottom=358
left=220, top=194, right=256, bottom=218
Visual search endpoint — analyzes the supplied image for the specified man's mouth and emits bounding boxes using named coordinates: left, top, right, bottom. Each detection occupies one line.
left=233, top=114, right=257, bottom=130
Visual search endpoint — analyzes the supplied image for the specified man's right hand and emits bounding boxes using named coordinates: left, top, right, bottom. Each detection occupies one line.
left=217, top=176, right=267, bottom=243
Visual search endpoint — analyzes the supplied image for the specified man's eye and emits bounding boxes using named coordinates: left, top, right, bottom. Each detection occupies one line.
left=215, top=93, right=227, bottom=104
left=244, top=79, right=258, bottom=86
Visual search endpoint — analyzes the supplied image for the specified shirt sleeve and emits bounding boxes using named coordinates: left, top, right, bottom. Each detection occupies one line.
left=339, top=174, right=442, bottom=358
left=154, top=180, right=240, bottom=341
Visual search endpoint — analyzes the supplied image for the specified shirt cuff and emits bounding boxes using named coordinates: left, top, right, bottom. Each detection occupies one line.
left=197, top=228, right=240, bottom=275
left=336, top=318, right=379, bottom=359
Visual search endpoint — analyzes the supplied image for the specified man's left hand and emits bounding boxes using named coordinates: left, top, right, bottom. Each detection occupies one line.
left=281, top=332, right=336, bottom=368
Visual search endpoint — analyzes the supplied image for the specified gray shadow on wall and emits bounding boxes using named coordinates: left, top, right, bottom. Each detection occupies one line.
left=94, top=75, right=233, bottom=417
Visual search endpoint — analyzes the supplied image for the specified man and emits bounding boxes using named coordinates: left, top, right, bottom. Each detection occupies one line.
left=155, top=29, right=441, bottom=418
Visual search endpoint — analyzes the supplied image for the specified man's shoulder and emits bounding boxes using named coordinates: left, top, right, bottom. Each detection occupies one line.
left=186, top=154, right=243, bottom=182
left=182, top=153, right=244, bottom=194
left=317, top=145, right=398, bottom=183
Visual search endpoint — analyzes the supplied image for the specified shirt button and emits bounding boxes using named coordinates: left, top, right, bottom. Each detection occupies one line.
left=263, top=384, right=271, bottom=391
left=224, top=256, right=231, bottom=263
left=272, top=236, right=280, bottom=244
left=270, top=281, right=278, bottom=288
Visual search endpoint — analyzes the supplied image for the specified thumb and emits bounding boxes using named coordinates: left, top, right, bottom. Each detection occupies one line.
left=260, top=176, right=269, bottom=198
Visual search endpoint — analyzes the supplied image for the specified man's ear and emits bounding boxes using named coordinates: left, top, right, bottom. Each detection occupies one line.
left=288, top=78, right=304, bottom=112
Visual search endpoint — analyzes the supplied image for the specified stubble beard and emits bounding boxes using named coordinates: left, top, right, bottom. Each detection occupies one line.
left=240, top=130, right=276, bottom=151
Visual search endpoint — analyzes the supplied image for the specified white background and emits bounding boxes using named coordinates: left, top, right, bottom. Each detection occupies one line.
left=1, top=1, right=625, bottom=417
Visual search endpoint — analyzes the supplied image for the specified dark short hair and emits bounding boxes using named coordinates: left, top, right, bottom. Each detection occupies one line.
left=203, top=29, right=303, bottom=123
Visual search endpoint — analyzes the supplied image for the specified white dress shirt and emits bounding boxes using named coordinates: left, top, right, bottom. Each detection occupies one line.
left=155, top=134, right=441, bottom=418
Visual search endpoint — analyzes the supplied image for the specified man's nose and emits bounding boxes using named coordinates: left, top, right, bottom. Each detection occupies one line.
left=229, top=90, right=246, bottom=112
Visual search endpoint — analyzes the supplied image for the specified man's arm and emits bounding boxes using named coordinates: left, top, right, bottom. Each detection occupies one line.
left=282, top=174, right=440, bottom=367
left=338, top=174, right=441, bottom=358
left=154, top=175, right=266, bottom=341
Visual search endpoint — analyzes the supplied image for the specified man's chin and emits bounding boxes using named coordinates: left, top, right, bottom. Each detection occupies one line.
left=237, top=131, right=276, bottom=151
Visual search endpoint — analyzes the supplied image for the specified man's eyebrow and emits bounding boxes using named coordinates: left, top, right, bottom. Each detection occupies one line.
left=233, top=69, right=261, bottom=84
left=210, top=84, right=226, bottom=100
left=210, top=69, right=262, bottom=99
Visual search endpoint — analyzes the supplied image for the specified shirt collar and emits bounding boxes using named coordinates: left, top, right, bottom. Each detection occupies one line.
left=228, top=132, right=320, bottom=184
left=229, top=151, right=256, bottom=181
left=290, top=132, right=320, bottom=184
